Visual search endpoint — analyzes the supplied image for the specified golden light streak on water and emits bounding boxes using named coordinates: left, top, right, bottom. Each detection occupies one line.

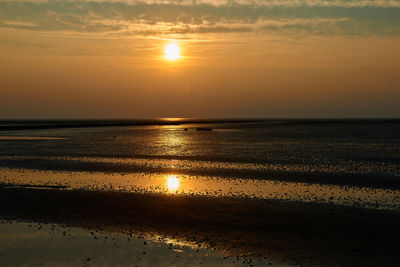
left=166, top=175, right=180, bottom=191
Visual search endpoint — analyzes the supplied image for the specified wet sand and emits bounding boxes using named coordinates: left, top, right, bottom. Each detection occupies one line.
left=0, top=186, right=399, bottom=266
left=0, top=221, right=269, bottom=267
left=1, top=156, right=399, bottom=189
left=1, top=121, right=399, bottom=265
left=1, top=168, right=399, bottom=210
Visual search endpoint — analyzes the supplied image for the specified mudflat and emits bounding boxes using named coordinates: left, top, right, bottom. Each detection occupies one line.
left=1, top=186, right=398, bottom=266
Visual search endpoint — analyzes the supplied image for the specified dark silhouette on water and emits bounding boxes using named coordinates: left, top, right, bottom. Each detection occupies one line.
left=195, top=127, right=212, bottom=131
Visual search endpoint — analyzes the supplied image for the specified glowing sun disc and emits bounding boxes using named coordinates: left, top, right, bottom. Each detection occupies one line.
left=165, top=43, right=180, bottom=60
left=167, top=175, right=180, bottom=191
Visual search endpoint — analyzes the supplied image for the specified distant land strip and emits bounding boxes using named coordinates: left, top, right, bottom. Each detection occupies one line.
left=0, top=118, right=399, bottom=131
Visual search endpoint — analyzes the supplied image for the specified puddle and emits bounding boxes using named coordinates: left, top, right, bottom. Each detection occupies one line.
left=0, top=220, right=279, bottom=267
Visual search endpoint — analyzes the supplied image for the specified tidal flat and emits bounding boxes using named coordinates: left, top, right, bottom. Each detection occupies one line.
left=0, top=120, right=399, bottom=266
left=0, top=186, right=399, bottom=266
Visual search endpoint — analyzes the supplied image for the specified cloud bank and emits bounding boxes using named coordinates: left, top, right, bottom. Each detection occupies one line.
left=0, top=0, right=399, bottom=36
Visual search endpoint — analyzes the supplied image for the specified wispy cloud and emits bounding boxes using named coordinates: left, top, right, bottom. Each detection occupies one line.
left=0, top=0, right=399, bottom=37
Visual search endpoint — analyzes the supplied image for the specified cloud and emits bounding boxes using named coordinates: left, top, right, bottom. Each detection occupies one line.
left=0, top=0, right=399, bottom=37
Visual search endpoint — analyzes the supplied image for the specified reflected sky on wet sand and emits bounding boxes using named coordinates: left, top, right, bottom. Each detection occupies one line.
left=0, top=122, right=399, bottom=265
left=1, top=168, right=399, bottom=211
left=0, top=221, right=279, bottom=266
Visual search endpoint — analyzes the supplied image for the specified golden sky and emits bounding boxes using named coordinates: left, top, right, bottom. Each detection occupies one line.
left=0, top=0, right=399, bottom=118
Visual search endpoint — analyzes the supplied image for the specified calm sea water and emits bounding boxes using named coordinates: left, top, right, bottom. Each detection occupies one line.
left=0, top=120, right=399, bottom=185
left=0, top=120, right=399, bottom=210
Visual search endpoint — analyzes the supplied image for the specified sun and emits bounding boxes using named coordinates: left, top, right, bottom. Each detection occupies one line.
left=166, top=175, right=180, bottom=191
left=165, top=43, right=180, bottom=60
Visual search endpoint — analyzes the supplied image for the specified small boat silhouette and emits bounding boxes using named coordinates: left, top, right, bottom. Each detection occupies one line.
left=195, top=127, right=212, bottom=131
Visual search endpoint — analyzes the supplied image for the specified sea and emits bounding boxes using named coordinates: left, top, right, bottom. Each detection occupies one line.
left=0, top=119, right=399, bottom=210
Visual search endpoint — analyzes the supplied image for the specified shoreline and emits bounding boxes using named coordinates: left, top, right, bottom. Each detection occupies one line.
left=1, top=118, right=399, bottom=131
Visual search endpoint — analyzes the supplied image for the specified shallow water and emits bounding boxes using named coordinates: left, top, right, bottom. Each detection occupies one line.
left=1, top=168, right=399, bottom=211
left=0, top=122, right=399, bottom=266
left=1, top=121, right=399, bottom=180
left=0, top=220, right=279, bottom=267
left=0, top=121, right=399, bottom=212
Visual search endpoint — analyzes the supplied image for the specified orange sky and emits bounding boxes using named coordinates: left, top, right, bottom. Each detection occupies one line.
left=0, top=0, right=399, bottom=118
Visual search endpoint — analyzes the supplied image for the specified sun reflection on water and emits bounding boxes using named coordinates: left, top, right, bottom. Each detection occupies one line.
left=0, top=168, right=399, bottom=210
left=166, top=175, right=180, bottom=192
left=157, top=126, right=187, bottom=156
